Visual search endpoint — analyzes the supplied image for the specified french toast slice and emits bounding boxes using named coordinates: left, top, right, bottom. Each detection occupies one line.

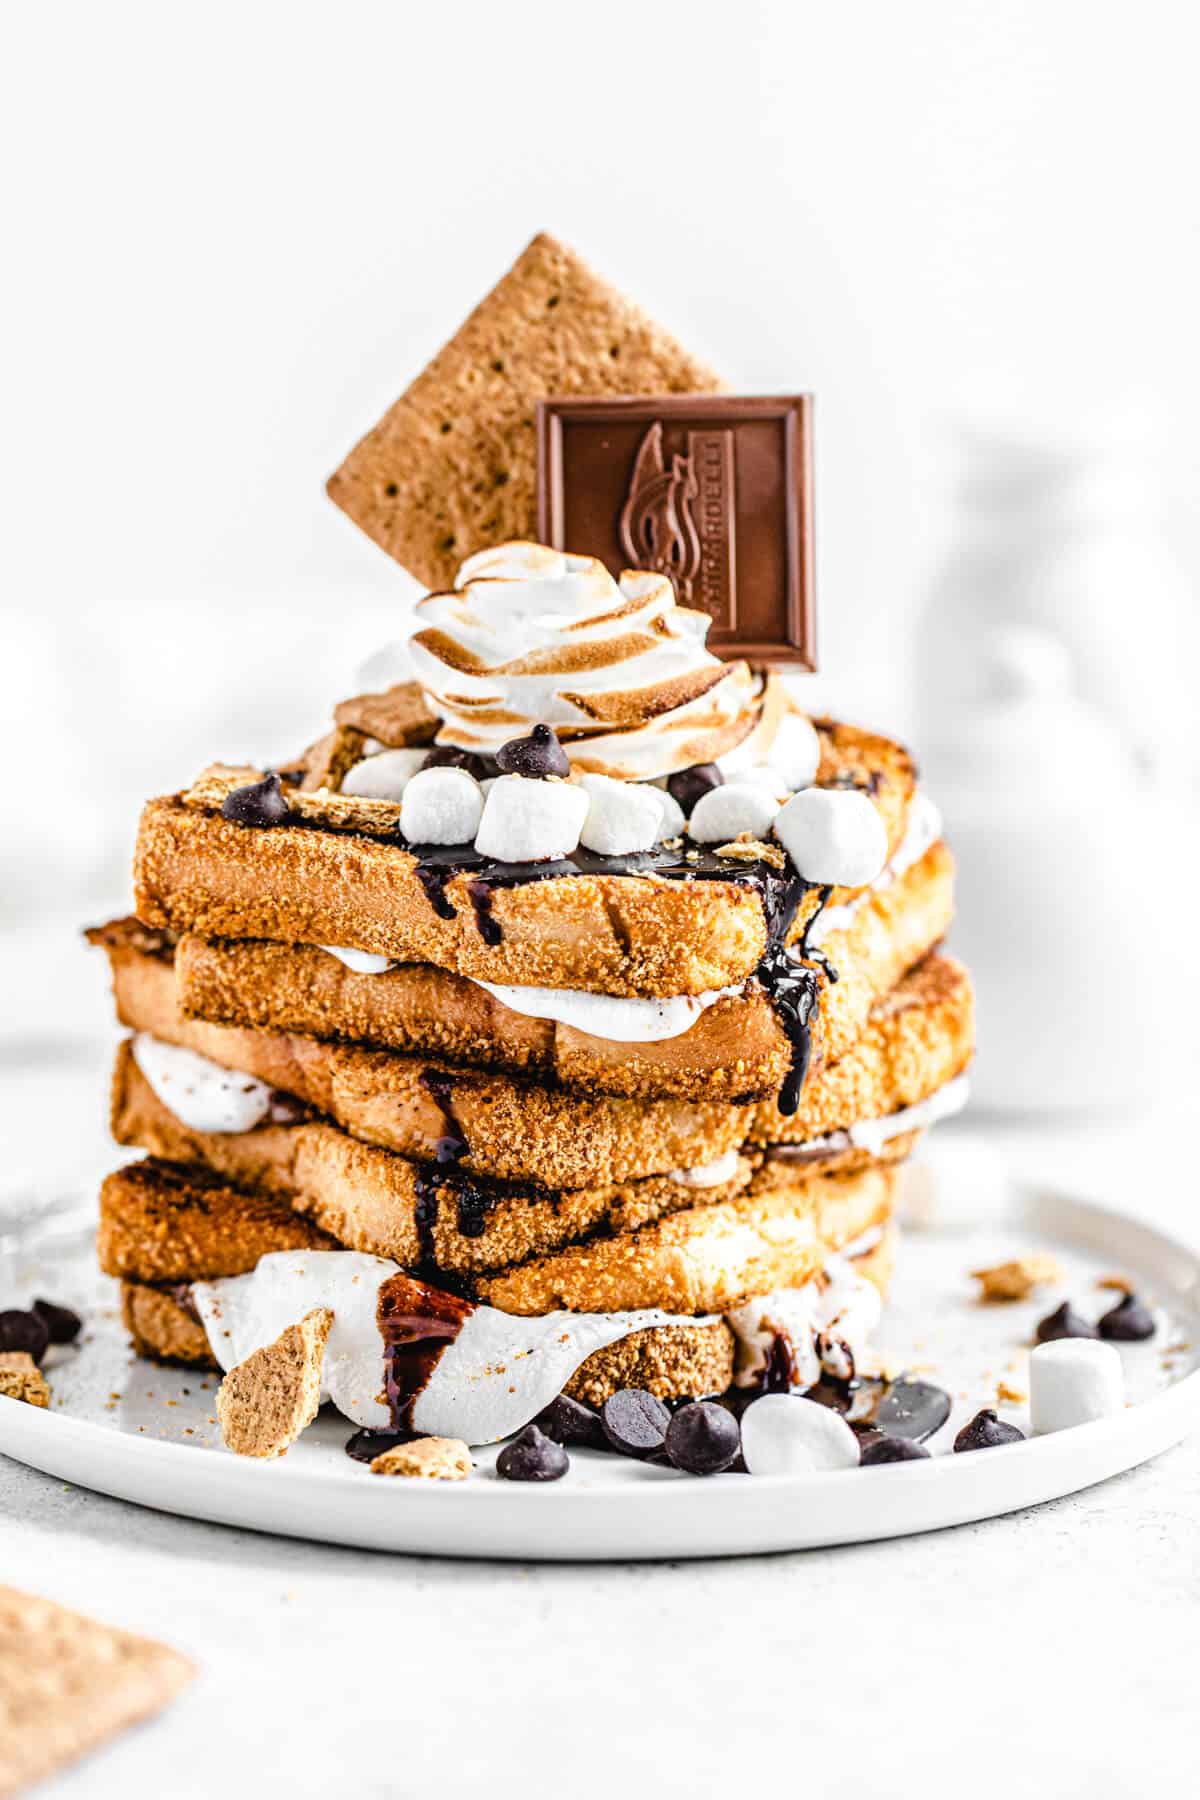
left=95, top=926, right=971, bottom=1187
left=106, top=1158, right=896, bottom=1403
left=94, top=837, right=954, bottom=1107
left=109, top=1039, right=923, bottom=1275
left=132, top=715, right=916, bottom=998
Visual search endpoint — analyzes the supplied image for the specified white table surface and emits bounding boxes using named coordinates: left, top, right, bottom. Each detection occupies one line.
left=1, top=916, right=1196, bottom=1798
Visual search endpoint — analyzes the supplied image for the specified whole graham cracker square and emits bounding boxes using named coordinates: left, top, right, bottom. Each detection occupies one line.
left=326, top=231, right=725, bottom=591
left=0, top=1586, right=193, bottom=1797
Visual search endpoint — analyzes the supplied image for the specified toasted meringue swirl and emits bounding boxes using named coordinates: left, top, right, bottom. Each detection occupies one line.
left=407, top=542, right=761, bottom=781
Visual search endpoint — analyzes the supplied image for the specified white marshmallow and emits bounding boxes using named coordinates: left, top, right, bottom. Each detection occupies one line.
left=736, top=766, right=791, bottom=802
left=651, top=788, right=686, bottom=841
left=688, top=782, right=781, bottom=845
left=774, top=788, right=888, bottom=887
left=1030, top=1339, right=1125, bottom=1435
left=767, top=713, right=821, bottom=791
left=474, top=774, right=589, bottom=863
left=578, top=774, right=663, bottom=856
left=399, top=767, right=484, bottom=846
left=340, top=747, right=428, bottom=801
left=739, top=1394, right=861, bottom=1476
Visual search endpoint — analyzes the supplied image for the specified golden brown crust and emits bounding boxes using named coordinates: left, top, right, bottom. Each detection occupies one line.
left=477, top=1163, right=898, bottom=1316
left=564, top=1322, right=735, bottom=1407
left=132, top=716, right=916, bottom=998
left=116, top=837, right=954, bottom=1107
left=104, top=950, right=750, bottom=1187
left=324, top=232, right=728, bottom=589
left=0, top=1586, right=194, bottom=1797
left=109, top=1059, right=756, bottom=1276
left=97, top=1160, right=334, bottom=1282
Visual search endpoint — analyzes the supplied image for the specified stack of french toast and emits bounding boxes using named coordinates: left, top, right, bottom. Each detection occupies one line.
left=87, top=541, right=973, bottom=1454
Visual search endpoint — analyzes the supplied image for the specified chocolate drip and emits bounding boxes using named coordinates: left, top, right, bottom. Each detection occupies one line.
left=345, top=1427, right=415, bottom=1462
left=377, top=1272, right=475, bottom=1432
left=418, top=1069, right=468, bottom=1165
left=466, top=878, right=502, bottom=946
left=412, top=857, right=458, bottom=921
left=406, top=837, right=830, bottom=1112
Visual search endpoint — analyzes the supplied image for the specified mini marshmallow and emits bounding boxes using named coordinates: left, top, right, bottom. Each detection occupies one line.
left=652, top=788, right=686, bottom=841
left=688, top=782, right=781, bottom=845
left=578, top=774, right=662, bottom=856
left=340, top=747, right=428, bottom=801
left=1030, top=1339, right=1125, bottom=1435
left=739, top=1394, right=861, bottom=1476
left=474, top=774, right=589, bottom=863
left=767, top=713, right=821, bottom=791
left=774, top=787, right=888, bottom=887
left=399, top=767, right=484, bottom=846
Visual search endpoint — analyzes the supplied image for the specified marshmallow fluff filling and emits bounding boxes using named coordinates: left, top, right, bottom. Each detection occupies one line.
left=191, top=1230, right=887, bottom=1447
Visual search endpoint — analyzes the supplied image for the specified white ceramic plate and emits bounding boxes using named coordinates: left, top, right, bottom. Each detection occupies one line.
left=2, top=1178, right=1198, bottom=1560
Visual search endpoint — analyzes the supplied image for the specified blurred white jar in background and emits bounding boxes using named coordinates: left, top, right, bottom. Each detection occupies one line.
left=925, top=625, right=1194, bottom=1114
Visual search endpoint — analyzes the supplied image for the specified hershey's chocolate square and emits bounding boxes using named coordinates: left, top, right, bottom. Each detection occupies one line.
left=537, top=394, right=815, bottom=665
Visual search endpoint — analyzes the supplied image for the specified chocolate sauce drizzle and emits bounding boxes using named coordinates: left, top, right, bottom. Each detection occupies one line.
left=405, top=838, right=835, bottom=1116
left=376, top=1272, right=474, bottom=1433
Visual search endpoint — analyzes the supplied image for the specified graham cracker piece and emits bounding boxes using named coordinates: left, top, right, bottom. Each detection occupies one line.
left=370, top=1437, right=472, bottom=1480
left=0, top=1585, right=193, bottom=1797
left=298, top=726, right=367, bottom=794
left=0, top=1353, right=50, bottom=1409
left=326, top=231, right=726, bottom=589
left=972, top=1254, right=1063, bottom=1303
left=216, top=1308, right=332, bottom=1459
left=334, top=682, right=440, bottom=748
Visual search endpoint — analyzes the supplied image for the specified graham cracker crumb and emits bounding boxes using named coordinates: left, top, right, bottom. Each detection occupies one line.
left=0, top=1586, right=194, bottom=1796
left=715, top=837, right=787, bottom=869
left=370, top=1437, right=472, bottom=1480
left=972, top=1253, right=1062, bottom=1302
left=1097, top=1273, right=1134, bottom=1293
left=0, top=1352, right=51, bottom=1409
left=996, top=1379, right=1027, bottom=1405
left=216, top=1308, right=332, bottom=1459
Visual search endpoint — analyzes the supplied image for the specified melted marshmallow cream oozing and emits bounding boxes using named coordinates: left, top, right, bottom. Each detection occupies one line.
left=131, top=1034, right=275, bottom=1134
left=407, top=542, right=761, bottom=781
left=192, top=1233, right=886, bottom=1447
left=193, top=1251, right=715, bottom=1446
left=726, top=1227, right=886, bottom=1390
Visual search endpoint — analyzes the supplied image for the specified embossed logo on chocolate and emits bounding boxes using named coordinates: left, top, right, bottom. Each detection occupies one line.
left=617, top=423, right=736, bottom=626
left=537, top=395, right=814, bottom=666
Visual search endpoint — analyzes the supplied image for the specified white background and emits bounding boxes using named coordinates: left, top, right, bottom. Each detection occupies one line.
left=3, top=0, right=1199, bottom=913
left=1, top=11, right=1199, bottom=1795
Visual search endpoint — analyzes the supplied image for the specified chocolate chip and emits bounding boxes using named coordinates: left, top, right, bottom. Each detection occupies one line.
left=600, top=1388, right=672, bottom=1459
left=421, top=746, right=495, bottom=780
left=666, top=762, right=723, bottom=815
left=220, top=773, right=289, bottom=828
left=1035, top=1301, right=1099, bottom=1343
left=1098, top=1292, right=1156, bottom=1342
left=494, top=724, right=570, bottom=780
left=495, top=1424, right=569, bottom=1482
left=664, top=1401, right=741, bottom=1475
left=871, top=1376, right=952, bottom=1443
left=0, top=1310, right=50, bottom=1364
left=860, top=1434, right=931, bottom=1465
left=953, top=1408, right=1025, bottom=1452
left=534, top=1393, right=604, bottom=1447
left=31, top=1299, right=81, bottom=1345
